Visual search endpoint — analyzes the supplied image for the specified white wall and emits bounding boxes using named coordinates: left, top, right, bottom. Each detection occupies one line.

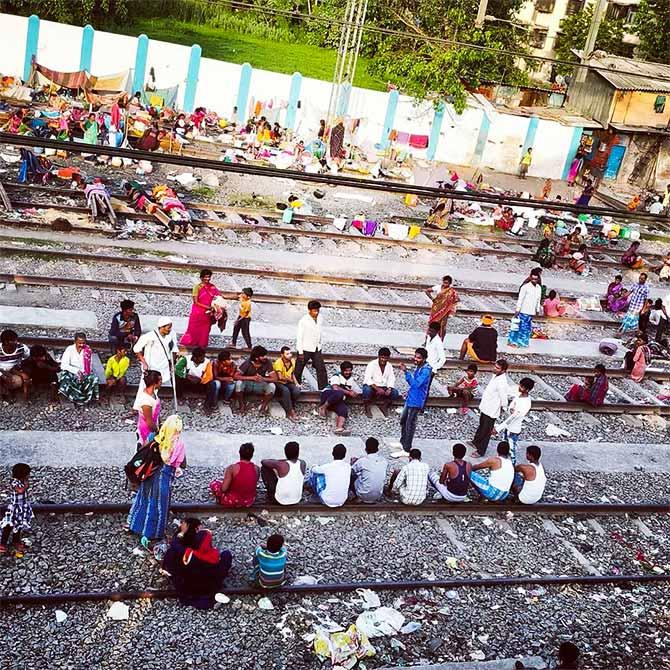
left=0, top=12, right=579, bottom=179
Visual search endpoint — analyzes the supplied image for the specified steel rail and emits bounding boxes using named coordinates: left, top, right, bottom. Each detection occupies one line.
left=2, top=573, right=669, bottom=607
left=0, top=271, right=622, bottom=328
left=20, top=334, right=670, bottom=382
left=7, top=182, right=667, bottom=265
left=0, top=206, right=637, bottom=273
left=11, top=502, right=670, bottom=515
left=1, top=133, right=667, bottom=224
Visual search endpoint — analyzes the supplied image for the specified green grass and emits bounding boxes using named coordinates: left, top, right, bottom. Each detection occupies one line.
left=118, top=18, right=385, bottom=91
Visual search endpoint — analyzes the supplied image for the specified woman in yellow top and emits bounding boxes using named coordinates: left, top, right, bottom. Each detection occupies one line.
left=271, top=346, right=301, bottom=421
left=231, top=288, right=253, bottom=349
left=105, top=343, right=130, bottom=392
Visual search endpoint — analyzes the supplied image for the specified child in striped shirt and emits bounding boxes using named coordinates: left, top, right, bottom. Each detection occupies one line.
left=252, top=533, right=287, bottom=589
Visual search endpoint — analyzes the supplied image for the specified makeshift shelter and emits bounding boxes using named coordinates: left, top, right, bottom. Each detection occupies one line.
left=29, top=60, right=130, bottom=106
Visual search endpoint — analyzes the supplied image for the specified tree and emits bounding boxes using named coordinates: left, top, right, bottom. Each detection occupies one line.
left=554, top=5, right=626, bottom=73
left=633, top=0, right=670, bottom=64
left=361, top=0, right=531, bottom=113
left=2, top=0, right=128, bottom=26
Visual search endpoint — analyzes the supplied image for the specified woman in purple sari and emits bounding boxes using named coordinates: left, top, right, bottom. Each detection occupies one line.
left=605, top=274, right=628, bottom=313
left=180, top=269, right=222, bottom=348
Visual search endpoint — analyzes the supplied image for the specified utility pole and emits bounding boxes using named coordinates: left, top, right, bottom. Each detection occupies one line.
left=475, top=0, right=489, bottom=27
left=576, top=0, right=608, bottom=83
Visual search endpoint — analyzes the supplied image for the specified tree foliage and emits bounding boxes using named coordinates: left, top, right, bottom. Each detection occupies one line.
left=555, top=5, right=625, bottom=73
left=364, top=0, right=531, bottom=113
left=1, top=0, right=128, bottom=26
left=633, top=0, right=670, bottom=64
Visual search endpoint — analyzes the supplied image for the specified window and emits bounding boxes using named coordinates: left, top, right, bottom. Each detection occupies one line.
left=530, top=28, right=548, bottom=48
left=565, top=0, right=584, bottom=15
left=607, top=4, right=629, bottom=20
left=535, top=0, right=556, bottom=12
left=655, top=96, right=666, bottom=114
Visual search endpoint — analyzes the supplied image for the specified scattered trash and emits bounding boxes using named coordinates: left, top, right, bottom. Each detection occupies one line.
left=173, top=172, right=197, bottom=188
left=316, top=615, right=345, bottom=633
left=355, top=607, right=405, bottom=638
left=258, top=597, right=274, bottom=610
left=545, top=423, right=571, bottom=437
left=470, top=650, right=486, bottom=661
left=445, top=556, right=459, bottom=570
left=269, top=426, right=283, bottom=435
left=314, top=624, right=375, bottom=667
left=55, top=610, right=67, bottom=623
left=107, top=602, right=129, bottom=620
left=529, top=586, right=546, bottom=597
left=400, top=621, right=422, bottom=634
left=477, top=634, right=490, bottom=644
left=214, top=593, right=230, bottom=604
left=357, top=589, right=381, bottom=610
left=207, top=516, right=218, bottom=523
left=446, top=408, right=457, bottom=414
left=317, top=517, right=335, bottom=526
left=445, top=590, right=460, bottom=600
left=390, top=450, right=408, bottom=459
left=202, top=173, right=220, bottom=188
left=390, top=637, right=406, bottom=651
left=132, top=547, right=145, bottom=557
left=293, top=575, right=319, bottom=586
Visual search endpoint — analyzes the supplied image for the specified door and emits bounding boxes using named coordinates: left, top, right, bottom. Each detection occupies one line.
left=604, top=144, right=626, bottom=180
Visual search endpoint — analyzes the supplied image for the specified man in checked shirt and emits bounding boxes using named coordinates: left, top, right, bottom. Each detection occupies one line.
left=387, top=448, right=430, bottom=506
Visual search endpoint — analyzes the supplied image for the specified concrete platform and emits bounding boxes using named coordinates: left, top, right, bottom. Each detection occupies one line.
left=0, top=305, right=97, bottom=331
left=2, top=228, right=617, bottom=297
left=3, top=305, right=624, bottom=361
left=1, top=431, right=668, bottom=473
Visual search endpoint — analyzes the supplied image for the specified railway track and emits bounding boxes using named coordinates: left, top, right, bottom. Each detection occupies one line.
left=0, top=269, right=622, bottom=328
left=16, top=334, right=670, bottom=413
left=1, top=186, right=662, bottom=272
left=3, top=132, right=666, bottom=226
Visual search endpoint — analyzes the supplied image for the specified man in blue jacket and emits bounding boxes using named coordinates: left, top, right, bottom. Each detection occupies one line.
left=399, top=347, right=432, bottom=452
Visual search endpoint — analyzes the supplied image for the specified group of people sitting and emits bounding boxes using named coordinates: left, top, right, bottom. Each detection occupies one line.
left=207, top=438, right=547, bottom=509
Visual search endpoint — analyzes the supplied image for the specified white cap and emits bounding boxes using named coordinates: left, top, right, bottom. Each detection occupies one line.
left=157, top=316, right=173, bottom=328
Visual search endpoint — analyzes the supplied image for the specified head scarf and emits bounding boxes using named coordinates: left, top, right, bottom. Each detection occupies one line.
left=157, top=316, right=173, bottom=328
left=156, top=414, right=184, bottom=466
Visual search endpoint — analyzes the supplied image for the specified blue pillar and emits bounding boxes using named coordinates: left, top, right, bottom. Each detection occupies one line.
left=183, top=44, right=202, bottom=113
left=380, top=90, right=399, bottom=149
left=473, top=113, right=491, bottom=166
left=23, top=14, right=40, bottom=82
left=286, top=72, right=302, bottom=130
left=561, top=126, right=584, bottom=180
left=236, top=62, right=252, bottom=120
left=132, top=34, right=149, bottom=95
left=427, top=102, right=445, bottom=161
left=522, top=116, right=539, bottom=154
left=79, top=24, right=95, bottom=72
left=336, top=82, right=352, bottom=117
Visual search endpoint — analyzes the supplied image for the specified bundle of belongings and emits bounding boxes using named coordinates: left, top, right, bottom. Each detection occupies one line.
left=123, top=180, right=192, bottom=239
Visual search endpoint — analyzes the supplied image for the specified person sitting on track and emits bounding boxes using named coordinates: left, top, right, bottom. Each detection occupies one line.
left=447, top=363, right=478, bottom=415
left=175, top=347, right=211, bottom=399
left=319, top=361, right=360, bottom=436
left=108, top=299, right=142, bottom=353
left=162, top=516, right=232, bottom=610
left=459, top=314, right=498, bottom=363
left=209, top=442, right=259, bottom=508
left=206, top=351, right=237, bottom=410
left=260, top=441, right=306, bottom=505
left=511, top=445, right=547, bottom=505
left=362, top=347, right=399, bottom=417
left=104, top=343, right=130, bottom=394
left=350, top=437, right=387, bottom=503
left=308, top=443, right=351, bottom=508
left=564, top=363, right=609, bottom=407
left=387, top=448, right=430, bottom=506
left=428, top=443, right=472, bottom=503
left=233, top=345, right=276, bottom=415
left=470, top=441, right=514, bottom=502
left=252, top=533, right=288, bottom=589
left=57, top=332, right=99, bottom=405
left=271, top=346, right=302, bottom=422
left=17, top=345, right=60, bottom=402
left=0, top=329, right=30, bottom=401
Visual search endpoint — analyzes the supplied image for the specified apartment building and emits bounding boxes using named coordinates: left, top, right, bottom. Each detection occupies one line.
left=515, top=0, right=640, bottom=79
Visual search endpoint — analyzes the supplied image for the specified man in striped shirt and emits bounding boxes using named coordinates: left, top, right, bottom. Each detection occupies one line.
left=252, top=534, right=287, bottom=589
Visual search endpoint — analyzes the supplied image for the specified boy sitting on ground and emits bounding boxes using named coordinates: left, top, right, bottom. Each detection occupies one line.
left=252, top=533, right=287, bottom=589
left=105, top=344, right=130, bottom=393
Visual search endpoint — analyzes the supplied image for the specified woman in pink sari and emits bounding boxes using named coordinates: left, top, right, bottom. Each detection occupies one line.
left=180, top=269, right=225, bottom=348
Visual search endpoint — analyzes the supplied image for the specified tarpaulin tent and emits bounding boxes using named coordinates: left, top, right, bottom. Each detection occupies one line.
left=140, top=84, right=179, bottom=110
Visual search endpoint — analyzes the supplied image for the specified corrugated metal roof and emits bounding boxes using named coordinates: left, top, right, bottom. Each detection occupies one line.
left=610, top=122, right=670, bottom=135
left=586, top=53, right=670, bottom=93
